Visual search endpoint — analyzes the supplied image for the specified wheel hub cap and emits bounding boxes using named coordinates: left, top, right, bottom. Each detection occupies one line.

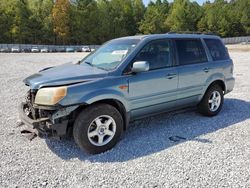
left=98, top=126, right=106, bottom=135
left=87, top=115, right=116, bottom=146
left=208, top=91, right=221, bottom=112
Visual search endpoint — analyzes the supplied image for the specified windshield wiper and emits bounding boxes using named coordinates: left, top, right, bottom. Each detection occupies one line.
left=84, top=61, right=93, bottom=66
left=84, top=61, right=109, bottom=71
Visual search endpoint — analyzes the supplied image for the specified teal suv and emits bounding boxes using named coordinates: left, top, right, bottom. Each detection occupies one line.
left=19, top=34, right=235, bottom=154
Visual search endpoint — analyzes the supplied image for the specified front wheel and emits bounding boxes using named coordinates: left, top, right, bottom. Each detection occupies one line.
left=198, top=84, right=224, bottom=116
left=73, top=104, right=123, bottom=154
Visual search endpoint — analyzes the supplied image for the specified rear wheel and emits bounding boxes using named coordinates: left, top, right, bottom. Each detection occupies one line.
left=73, top=104, right=123, bottom=154
left=198, top=84, right=224, bottom=116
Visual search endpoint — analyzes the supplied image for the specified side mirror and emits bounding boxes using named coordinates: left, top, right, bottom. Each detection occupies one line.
left=131, top=61, right=149, bottom=73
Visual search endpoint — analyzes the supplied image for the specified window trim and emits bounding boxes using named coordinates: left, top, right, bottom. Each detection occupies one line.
left=122, top=38, right=175, bottom=75
left=174, top=38, right=209, bottom=66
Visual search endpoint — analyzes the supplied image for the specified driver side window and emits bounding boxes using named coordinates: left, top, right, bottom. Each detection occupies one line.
left=134, top=39, right=172, bottom=70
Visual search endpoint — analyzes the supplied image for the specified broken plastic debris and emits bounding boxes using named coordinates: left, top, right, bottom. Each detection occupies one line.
left=21, top=128, right=38, bottom=141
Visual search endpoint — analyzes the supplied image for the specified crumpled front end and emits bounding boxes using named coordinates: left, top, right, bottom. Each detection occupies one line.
left=19, top=90, right=78, bottom=138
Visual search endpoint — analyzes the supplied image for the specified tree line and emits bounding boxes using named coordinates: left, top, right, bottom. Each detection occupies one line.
left=0, top=0, right=249, bottom=45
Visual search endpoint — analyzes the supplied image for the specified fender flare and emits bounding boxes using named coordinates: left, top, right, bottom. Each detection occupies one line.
left=80, top=89, right=129, bottom=112
left=199, top=73, right=226, bottom=101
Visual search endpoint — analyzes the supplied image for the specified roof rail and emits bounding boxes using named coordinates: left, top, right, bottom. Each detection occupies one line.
left=167, top=31, right=217, bottom=35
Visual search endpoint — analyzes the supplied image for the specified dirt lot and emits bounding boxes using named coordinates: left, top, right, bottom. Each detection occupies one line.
left=0, top=51, right=250, bottom=187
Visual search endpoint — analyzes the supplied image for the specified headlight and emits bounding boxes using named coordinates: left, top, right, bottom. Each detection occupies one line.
left=34, top=86, right=67, bottom=105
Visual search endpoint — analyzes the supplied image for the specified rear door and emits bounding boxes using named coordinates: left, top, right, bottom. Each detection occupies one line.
left=174, top=38, right=211, bottom=104
left=204, top=38, right=234, bottom=93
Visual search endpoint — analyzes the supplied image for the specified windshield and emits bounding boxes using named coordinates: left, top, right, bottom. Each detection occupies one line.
left=81, top=39, right=140, bottom=70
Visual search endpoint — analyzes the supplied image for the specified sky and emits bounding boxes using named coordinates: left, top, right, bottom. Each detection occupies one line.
left=143, top=0, right=213, bottom=5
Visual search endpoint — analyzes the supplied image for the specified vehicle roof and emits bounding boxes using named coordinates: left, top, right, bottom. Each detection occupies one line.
left=114, top=33, right=221, bottom=41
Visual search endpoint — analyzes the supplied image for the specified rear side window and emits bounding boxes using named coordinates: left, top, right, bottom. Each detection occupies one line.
left=204, top=39, right=229, bottom=61
left=175, top=39, right=207, bottom=65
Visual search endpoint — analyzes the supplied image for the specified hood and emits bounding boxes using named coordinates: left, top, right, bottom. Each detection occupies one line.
left=24, top=62, right=107, bottom=89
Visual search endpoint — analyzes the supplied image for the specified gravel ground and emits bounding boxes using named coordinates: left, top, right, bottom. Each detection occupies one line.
left=226, top=44, right=250, bottom=51
left=0, top=52, right=250, bottom=187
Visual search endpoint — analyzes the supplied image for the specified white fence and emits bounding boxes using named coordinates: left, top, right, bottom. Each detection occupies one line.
left=0, top=44, right=100, bottom=51
left=223, top=36, right=250, bottom=44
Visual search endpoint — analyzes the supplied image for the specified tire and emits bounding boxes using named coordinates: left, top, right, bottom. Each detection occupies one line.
left=198, top=84, right=224, bottom=116
left=73, top=103, right=123, bottom=154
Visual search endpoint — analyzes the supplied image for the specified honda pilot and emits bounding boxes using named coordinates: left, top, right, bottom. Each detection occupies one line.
left=19, top=34, right=235, bottom=154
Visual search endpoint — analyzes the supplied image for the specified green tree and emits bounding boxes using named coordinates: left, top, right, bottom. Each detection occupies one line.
left=0, top=0, right=13, bottom=43
left=52, top=0, right=71, bottom=44
left=70, top=0, right=99, bottom=44
left=236, top=0, right=250, bottom=35
left=166, top=0, right=202, bottom=32
left=96, top=0, right=144, bottom=43
left=131, top=0, right=145, bottom=34
left=139, top=0, right=169, bottom=34
left=1, top=0, right=32, bottom=43
left=0, top=0, right=250, bottom=44
left=96, top=0, right=112, bottom=43
left=109, top=0, right=134, bottom=37
left=197, top=0, right=245, bottom=37
left=28, top=0, right=54, bottom=44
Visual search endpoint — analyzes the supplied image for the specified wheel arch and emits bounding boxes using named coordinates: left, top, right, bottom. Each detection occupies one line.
left=207, top=80, right=226, bottom=92
left=69, top=98, right=129, bottom=132
left=199, top=79, right=226, bottom=101
left=91, top=99, right=129, bottom=131
left=204, top=72, right=226, bottom=94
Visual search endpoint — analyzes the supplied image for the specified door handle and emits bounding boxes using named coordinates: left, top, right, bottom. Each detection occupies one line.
left=203, top=68, right=210, bottom=73
left=166, top=73, right=177, bottom=79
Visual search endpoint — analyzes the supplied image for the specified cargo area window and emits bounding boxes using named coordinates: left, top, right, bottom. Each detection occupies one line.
left=204, top=39, right=229, bottom=61
left=175, top=39, right=207, bottom=65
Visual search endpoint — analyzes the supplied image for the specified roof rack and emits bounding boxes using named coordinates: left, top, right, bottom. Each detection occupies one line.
left=167, top=31, right=217, bottom=35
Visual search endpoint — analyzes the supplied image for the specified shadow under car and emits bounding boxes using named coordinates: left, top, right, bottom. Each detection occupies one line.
left=44, top=98, right=250, bottom=162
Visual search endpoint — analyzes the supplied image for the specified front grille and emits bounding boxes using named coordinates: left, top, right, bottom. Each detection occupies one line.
left=25, top=89, right=54, bottom=121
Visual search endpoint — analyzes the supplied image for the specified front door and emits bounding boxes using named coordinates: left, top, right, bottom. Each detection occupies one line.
left=126, top=39, right=178, bottom=119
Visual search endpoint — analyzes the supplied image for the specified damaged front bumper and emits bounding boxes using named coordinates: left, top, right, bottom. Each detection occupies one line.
left=19, top=102, right=78, bottom=137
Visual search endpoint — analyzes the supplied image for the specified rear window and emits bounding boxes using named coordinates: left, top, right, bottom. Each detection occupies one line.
left=204, top=39, right=229, bottom=61
left=175, top=39, right=207, bottom=65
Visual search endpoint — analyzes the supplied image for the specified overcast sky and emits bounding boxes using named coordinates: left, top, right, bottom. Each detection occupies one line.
left=143, top=0, right=213, bottom=5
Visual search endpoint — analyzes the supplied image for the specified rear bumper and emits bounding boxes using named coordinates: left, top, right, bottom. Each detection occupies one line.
left=225, top=77, right=235, bottom=94
left=19, top=102, right=68, bottom=137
